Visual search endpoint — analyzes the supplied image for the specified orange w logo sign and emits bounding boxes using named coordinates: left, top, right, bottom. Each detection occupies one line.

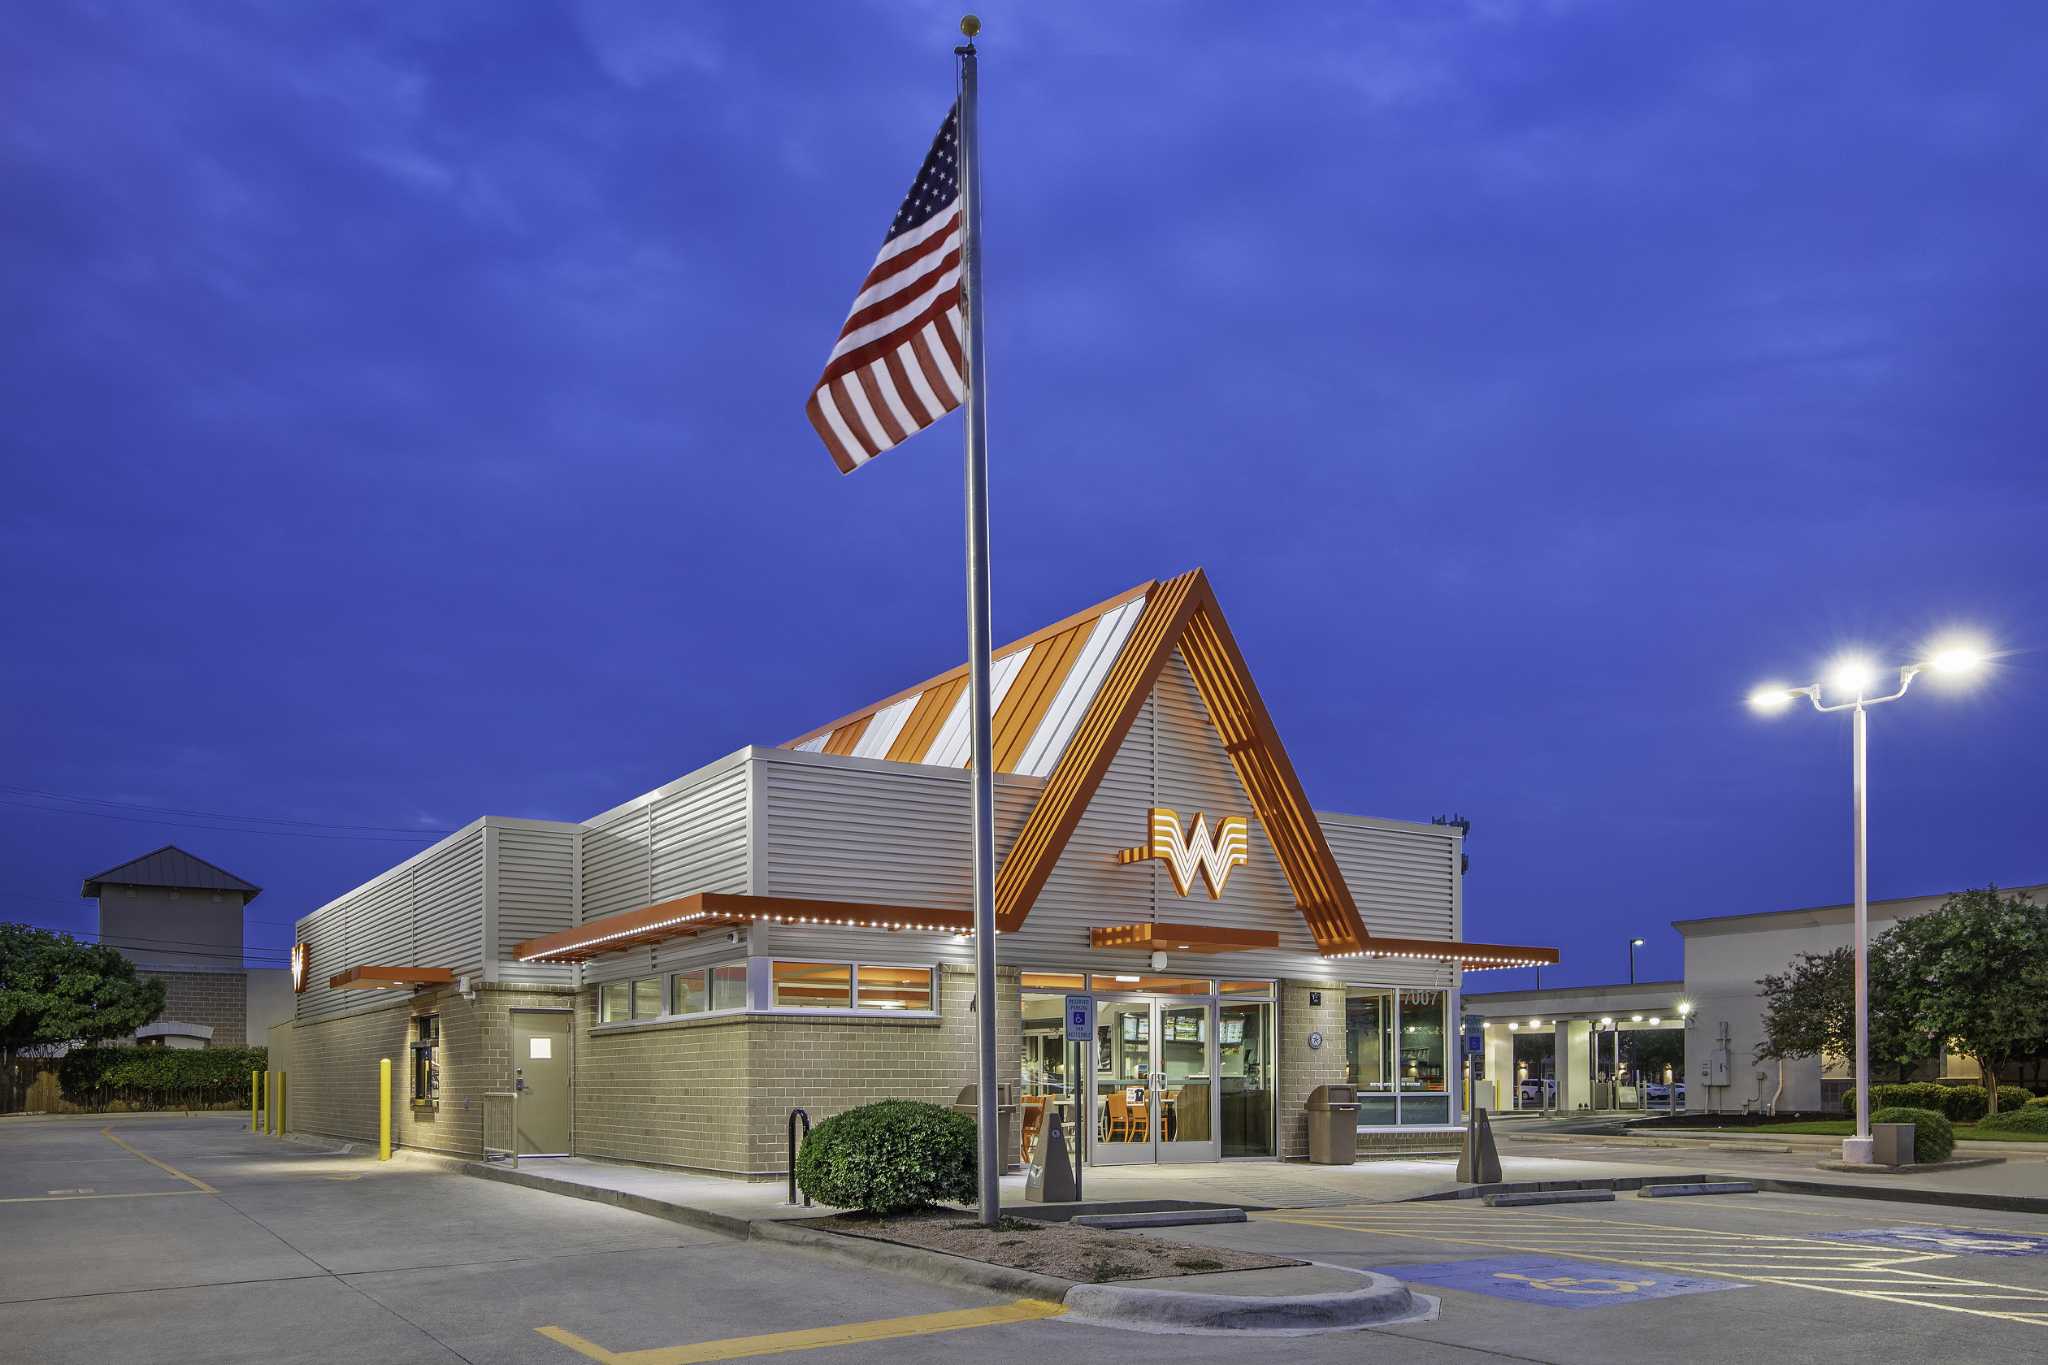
left=1117, top=808, right=1249, bottom=899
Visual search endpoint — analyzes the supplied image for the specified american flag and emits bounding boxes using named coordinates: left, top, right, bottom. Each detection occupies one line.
left=806, top=103, right=965, bottom=473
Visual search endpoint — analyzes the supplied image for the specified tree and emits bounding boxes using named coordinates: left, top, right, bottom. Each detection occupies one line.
left=0, top=924, right=166, bottom=1098
left=1755, top=943, right=1930, bottom=1086
left=1878, top=888, right=2048, bottom=1115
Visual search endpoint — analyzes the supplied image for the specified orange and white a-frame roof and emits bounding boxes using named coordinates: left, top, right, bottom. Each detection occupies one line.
left=781, top=568, right=1558, bottom=971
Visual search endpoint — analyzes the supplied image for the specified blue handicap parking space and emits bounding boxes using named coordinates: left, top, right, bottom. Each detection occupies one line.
left=1376, top=1256, right=1744, bottom=1310
left=1814, top=1227, right=2048, bottom=1257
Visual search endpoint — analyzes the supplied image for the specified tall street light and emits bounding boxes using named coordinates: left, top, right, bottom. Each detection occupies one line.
left=1627, top=937, right=1646, bottom=985
left=1749, top=639, right=1986, bottom=1164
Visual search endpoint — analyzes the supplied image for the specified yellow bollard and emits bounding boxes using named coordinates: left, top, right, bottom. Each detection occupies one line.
left=277, top=1071, right=287, bottom=1136
left=266, top=1069, right=277, bottom=1135
left=379, top=1058, right=392, bottom=1161
left=251, top=1070, right=261, bottom=1132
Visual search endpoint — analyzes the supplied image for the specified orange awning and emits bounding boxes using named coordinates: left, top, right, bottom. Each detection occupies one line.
left=1090, top=922, right=1282, bottom=955
left=327, top=965, right=457, bottom=991
left=513, top=892, right=974, bottom=964
left=1321, top=936, right=1559, bottom=972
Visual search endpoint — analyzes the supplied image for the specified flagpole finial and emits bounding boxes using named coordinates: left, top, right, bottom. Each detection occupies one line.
left=960, top=14, right=981, bottom=42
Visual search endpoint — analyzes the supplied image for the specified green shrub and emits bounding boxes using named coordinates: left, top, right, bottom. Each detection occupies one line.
left=1976, top=1105, right=2048, bottom=1135
left=1870, top=1106, right=1953, bottom=1162
left=2026, top=1095, right=2048, bottom=1108
left=1938, top=1085, right=1989, bottom=1122
left=793, top=1099, right=977, bottom=1215
left=1843, top=1082, right=1945, bottom=1117
left=1994, top=1086, right=2032, bottom=1114
left=56, top=1045, right=268, bottom=1109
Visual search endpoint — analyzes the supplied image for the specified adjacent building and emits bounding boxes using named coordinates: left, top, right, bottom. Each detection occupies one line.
left=272, top=569, right=1557, bottom=1177
left=80, top=845, right=293, bottom=1048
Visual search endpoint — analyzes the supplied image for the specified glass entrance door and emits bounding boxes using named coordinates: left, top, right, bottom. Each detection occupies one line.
left=1091, top=997, right=1219, bottom=1164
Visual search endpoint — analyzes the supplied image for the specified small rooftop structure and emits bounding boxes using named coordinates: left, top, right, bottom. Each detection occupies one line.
left=80, top=845, right=262, bottom=903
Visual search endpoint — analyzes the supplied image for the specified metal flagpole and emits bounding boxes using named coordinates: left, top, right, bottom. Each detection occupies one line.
left=956, top=14, right=1000, bottom=1229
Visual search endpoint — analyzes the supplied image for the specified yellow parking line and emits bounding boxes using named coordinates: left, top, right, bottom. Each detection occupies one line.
left=536, top=1298, right=1066, bottom=1365
left=101, top=1127, right=218, bottom=1195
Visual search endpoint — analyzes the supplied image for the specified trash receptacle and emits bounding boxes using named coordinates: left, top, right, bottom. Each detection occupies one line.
left=1873, top=1122, right=1915, bottom=1167
left=1306, top=1083, right=1359, bottom=1165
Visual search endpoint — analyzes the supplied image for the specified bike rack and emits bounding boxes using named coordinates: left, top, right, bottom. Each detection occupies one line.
left=482, top=1090, right=520, bottom=1169
left=785, top=1108, right=811, bottom=1207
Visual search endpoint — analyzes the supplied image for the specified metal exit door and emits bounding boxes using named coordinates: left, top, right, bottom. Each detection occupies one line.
left=510, top=1010, right=571, bottom=1156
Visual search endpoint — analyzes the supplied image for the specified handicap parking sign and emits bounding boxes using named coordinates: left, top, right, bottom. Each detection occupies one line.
left=1815, top=1227, right=2048, bottom=1258
left=1376, top=1256, right=1743, bottom=1310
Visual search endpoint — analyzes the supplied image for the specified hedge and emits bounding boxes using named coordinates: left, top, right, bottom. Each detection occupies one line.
left=1870, top=1106, right=1953, bottom=1162
left=56, top=1046, right=268, bottom=1109
left=2028, top=1095, right=2048, bottom=1108
left=793, top=1099, right=978, bottom=1215
left=1842, top=1083, right=2033, bottom=1122
left=1976, top=1105, right=2048, bottom=1136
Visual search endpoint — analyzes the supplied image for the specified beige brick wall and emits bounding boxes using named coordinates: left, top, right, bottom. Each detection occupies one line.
left=278, top=984, right=574, bottom=1157
left=572, top=965, right=1020, bottom=1179
left=1277, top=976, right=1349, bottom=1159
left=143, top=970, right=247, bottom=1046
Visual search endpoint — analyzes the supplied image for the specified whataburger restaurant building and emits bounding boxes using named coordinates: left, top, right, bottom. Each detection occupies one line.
left=275, top=569, right=1557, bottom=1177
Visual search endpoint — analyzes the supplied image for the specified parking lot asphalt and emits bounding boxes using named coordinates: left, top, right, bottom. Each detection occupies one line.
left=5, top=1114, right=2045, bottom=1364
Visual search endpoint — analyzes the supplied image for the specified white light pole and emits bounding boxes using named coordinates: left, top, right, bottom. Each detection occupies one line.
left=1626, top=937, right=1645, bottom=985
left=1749, top=641, right=1985, bottom=1163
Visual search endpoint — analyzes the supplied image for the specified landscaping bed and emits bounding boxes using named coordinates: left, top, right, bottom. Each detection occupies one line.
left=1756, top=1120, right=2048, bottom=1143
left=797, top=1210, right=1301, bottom=1283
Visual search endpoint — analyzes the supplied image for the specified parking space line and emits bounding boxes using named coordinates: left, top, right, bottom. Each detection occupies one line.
left=101, top=1128, right=218, bottom=1195
left=535, top=1297, right=1066, bottom=1365
left=0, top=1190, right=209, bottom=1205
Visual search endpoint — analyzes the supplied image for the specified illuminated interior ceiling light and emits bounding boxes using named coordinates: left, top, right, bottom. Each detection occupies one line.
left=1528, top=1018, right=1541, bottom=1028
left=1599, top=1016, right=1613, bottom=1027
left=1112, top=974, right=1140, bottom=983
left=1648, top=1017, right=1661, bottom=1025
left=1631, top=1014, right=1643, bottom=1022
left=1507, top=1022, right=1518, bottom=1031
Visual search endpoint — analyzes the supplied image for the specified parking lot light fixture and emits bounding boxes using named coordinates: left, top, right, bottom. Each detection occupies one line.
left=1750, top=639, right=1988, bottom=1165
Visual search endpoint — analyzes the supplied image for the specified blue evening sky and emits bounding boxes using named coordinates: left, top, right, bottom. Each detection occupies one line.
left=4, top=2, right=2043, bottom=987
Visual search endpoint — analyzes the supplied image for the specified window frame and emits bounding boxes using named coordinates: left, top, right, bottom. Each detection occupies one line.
left=763, top=959, right=940, bottom=1017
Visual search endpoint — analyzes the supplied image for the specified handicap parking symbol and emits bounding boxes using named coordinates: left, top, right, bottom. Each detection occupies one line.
left=1376, top=1256, right=1743, bottom=1310
left=1815, top=1227, right=2048, bottom=1258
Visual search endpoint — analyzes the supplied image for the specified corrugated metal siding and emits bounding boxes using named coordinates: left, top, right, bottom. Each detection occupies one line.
left=293, top=826, right=490, bottom=1024
left=754, top=752, right=1034, bottom=910
left=581, top=807, right=652, bottom=922
left=648, top=764, right=749, bottom=902
left=578, top=757, right=751, bottom=987
left=1321, top=816, right=1459, bottom=943
left=496, top=824, right=577, bottom=987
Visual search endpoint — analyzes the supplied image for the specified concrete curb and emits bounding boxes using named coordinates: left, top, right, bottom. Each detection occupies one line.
left=1751, top=1175, right=2048, bottom=1216
left=1485, top=1189, right=1614, bottom=1207
left=1061, top=1265, right=1435, bottom=1336
left=1815, top=1156, right=2005, bottom=1174
left=1636, top=1181, right=1756, bottom=1198
left=463, top=1160, right=757, bottom=1239
left=1071, top=1209, right=1248, bottom=1230
left=1410, top=1173, right=1723, bottom=1202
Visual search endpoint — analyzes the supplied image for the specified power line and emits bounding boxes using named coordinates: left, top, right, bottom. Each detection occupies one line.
left=0, top=797, right=448, bottom=844
left=0, top=784, right=455, bottom=836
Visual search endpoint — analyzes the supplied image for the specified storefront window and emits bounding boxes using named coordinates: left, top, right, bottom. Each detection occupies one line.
left=632, top=977, right=663, bottom=1019
left=855, top=965, right=933, bottom=1011
left=1098, top=974, right=1209, bottom=994
left=1397, top=990, right=1449, bottom=1124
left=672, top=969, right=709, bottom=1015
left=1219, top=998, right=1273, bottom=1156
left=1346, top=989, right=1396, bottom=1124
left=710, top=963, right=748, bottom=1011
left=772, top=961, right=852, bottom=1008
left=766, top=961, right=934, bottom=1012
left=1021, top=972, right=1084, bottom=991
left=599, top=981, right=630, bottom=1023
